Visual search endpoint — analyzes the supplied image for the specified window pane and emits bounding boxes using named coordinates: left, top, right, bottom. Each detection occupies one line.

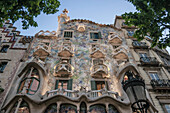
left=165, top=104, right=170, bottom=113
left=149, top=73, right=159, bottom=80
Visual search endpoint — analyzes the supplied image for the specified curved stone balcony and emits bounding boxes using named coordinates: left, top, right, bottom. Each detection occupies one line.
left=54, top=63, right=73, bottom=77
left=108, top=34, right=122, bottom=45
left=90, top=45, right=105, bottom=58
left=33, top=43, right=51, bottom=58
left=45, top=87, right=120, bottom=100
left=112, top=47, right=128, bottom=60
left=91, top=64, right=109, bottom=78
left=58, top=43, right=73, bottom=57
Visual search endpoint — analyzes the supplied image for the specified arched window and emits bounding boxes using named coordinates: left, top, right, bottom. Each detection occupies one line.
left=44, top=103, right=57, bottom=113
left=89, top=104, right=106, bottom=113
left=18, top=68, right=40, bottom=95
left=10, top=100, right=30, bottom=113
left=60, top=104, right=77, bottom=113
left=80, top=102, right=87, bottom=113
left=109, top=104, right=119, bottom=113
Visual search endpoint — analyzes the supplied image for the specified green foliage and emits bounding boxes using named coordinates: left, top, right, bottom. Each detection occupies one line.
left=0, top=0, right=60, bottom=29
left=122, top=0, right=170, bottom=48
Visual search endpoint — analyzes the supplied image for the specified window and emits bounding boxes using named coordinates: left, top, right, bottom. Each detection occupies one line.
left=60, top=104, right=77, bottom=113
left=165, top=104, right=170, bottom=113
left=89, top=104, right=106, bottom=113
left=139, top=53, right=150, bottom=62
left=93, top=59, right=103, bottom=65
left=64, top=31, right=73, bottom=38
left=55, top=79, right=72, bottom=90
left=18, top=68, right=40, bottom=95
left=90, top=32, right=101, bottom=39
left=0, top=62, right=7, bottom=72
left=149, top=72, right=159, bottom=80
left=10, top=101, right=30, bottom=113
left=127, top=30, right=134, bottom=36
left=0, top=45, right=9, bottom=53
left=91, top=81, right=108, bottom=90
left=45, top=103, right=57, bottom=113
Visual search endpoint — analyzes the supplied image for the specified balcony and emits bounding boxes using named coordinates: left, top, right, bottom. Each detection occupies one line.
left=33, top=43, right=51, bottom=59
left=108, top=34, right=122, bottom=45
left=150, top=79, right=170, bottom=91
left=91, top=64, right=108, bottom=78
left=45, top=87, right=120, bottom=100
left=140, top=57, right=159, bottom=66
left=58, top=43, right=73, bottom=57
left=132, top=41, right=148, bottom=49
left=90, top=45, right=105, bottom=58
left=54, top=63, right=73, bottom=77
left=112, top=47, right=128, bottom=60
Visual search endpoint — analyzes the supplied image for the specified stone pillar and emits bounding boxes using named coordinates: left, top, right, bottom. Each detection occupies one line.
left=14, top=98, right=22, bottom=113
left=57, top=102, right=60, bottom=113
left=106, top=103, right=109, bottom=113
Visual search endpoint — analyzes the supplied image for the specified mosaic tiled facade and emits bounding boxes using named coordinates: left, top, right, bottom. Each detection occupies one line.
left=0, top=9, right=170, bottom=113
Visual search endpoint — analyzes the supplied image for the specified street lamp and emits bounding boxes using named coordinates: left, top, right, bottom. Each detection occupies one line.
left=122, top=71, right=149, bottom=113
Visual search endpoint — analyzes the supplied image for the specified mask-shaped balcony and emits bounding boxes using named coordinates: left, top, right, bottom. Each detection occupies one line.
left=132, top=41, right=148, bottom=49
left=90, top=45, right=105, bottom=58
left=108, top=34, right=122, bottom=45
left=54, top=62, right=73, bottom=77
left=33, top=43, right=51, bottom=58
left=113, top=47, right=128, bottom=60
left=91, top=64, right=109, bottom=78
left=58, top=43, right=73, bottom=57
left=140, top=57, right=159, bottom=66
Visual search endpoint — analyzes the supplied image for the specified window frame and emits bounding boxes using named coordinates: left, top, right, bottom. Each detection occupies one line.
left=148, top=72, right=160, bottom=80
left=0, top=45, right=9, bottom=53
left=89, top=31, right=102, bottom=41
left=63, top=30, right=74, bottom=39
left=0, top=62, right=8, bottom=73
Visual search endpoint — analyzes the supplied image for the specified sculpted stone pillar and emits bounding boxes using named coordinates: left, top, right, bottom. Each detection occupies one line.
left=14, top=98, right=23, bottom=113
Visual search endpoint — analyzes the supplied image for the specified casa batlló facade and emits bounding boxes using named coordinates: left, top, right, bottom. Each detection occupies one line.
left=0, top=9, right=170, bottom=113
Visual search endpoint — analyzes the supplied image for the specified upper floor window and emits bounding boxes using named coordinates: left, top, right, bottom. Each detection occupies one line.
left=0, top=45, right=9, bottom=53
left=149, top=72, right=159, bottom=80
left=127, top=30, right=134, bottom=37
left=91, top=80, right=108, bottom=90
left=139, top=53, right=148, bottom=58
left=93, top=59, right=103, bottom=65
left=90, top=32, right=102, bottom=39
left=0, top=62, right=7, bottom=73
left=64, top=31, right=73, bottom=38
left=55, top=79, right=72, bottom=90
left=18, top=68, right=40, bottom=95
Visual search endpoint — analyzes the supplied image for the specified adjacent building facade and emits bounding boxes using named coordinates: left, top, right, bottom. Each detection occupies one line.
left=0, top=9, right=170, bottom=113
left=0, top=21, right=33, bottom=107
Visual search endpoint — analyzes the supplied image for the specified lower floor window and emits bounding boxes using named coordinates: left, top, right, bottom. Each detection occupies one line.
left=91, top=80, right=108, bottom=90
left=55, top=79, right=73, bottom=90
left=10, top=101, right=30, bottom=113
left=60, top=104, right=77, bottom=113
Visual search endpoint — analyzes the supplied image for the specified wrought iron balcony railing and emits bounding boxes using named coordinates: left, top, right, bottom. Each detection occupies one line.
left=150, top=79, right=170, bottom=91
left=132, top=42, right=148, bottom=49
left=140, top=57, right=159, bottom=65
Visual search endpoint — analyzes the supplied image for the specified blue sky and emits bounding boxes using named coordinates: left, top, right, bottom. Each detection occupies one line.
left=13, top=0, right=170, bottom=53
left=14, top=0, right=136, bottom=35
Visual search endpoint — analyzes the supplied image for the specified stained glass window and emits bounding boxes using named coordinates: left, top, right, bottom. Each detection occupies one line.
left=109, top=105, right=119, bottom=113
left=89, top=104, right=106, bottom=113
left=18, top=68, right=40, bottom=95
left=60, top=104, right=77, bottom=113
left=10, top=101, right=30, bottom=113
left=44, top=103, right=57, bottom=113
